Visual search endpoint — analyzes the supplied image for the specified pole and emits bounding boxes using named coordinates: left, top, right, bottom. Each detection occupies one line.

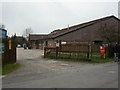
left=118, top=2, right=120, bottom=44
left=118, top=21, right=119, bottom=44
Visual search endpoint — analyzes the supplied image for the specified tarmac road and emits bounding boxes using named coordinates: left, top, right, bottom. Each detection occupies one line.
left=17, top=48, right=44, bottom=60
left=2, top=48, right=118, bottom=88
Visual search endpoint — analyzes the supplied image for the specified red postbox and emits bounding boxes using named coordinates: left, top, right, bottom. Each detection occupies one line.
left=100, top=46, right=105, bottom=56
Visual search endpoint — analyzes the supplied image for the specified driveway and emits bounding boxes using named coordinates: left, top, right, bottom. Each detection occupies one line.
left=17, top=48, right=44, bottom=60
left=2, top=48, right=118, bottom=88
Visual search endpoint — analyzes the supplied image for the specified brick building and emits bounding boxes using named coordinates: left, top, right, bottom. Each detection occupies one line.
left=29, top=34, right=48, bottom=49
left=29, top=15, right=120, bottom=49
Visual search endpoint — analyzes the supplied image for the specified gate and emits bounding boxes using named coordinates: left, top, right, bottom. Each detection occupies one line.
left=1, top=39, right=16, bottom=65
left=44, top=43, right=92, bottom=60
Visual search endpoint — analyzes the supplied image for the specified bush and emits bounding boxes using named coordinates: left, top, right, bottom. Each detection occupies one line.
left=107, top=45, right=114, bottom=58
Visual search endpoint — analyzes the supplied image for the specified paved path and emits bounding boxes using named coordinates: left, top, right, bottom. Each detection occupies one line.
left=17, top=48, right=44, bottom=60
left=2, top=48, right=118, bottom=88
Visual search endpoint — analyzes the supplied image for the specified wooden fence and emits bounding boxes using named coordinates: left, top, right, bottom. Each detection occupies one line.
left=44, top=44, right=92, bottom=60
left=1, top=39, right=16, bottom=65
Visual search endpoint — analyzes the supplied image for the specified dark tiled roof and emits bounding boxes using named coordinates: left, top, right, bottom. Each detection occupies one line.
left=29, top=15, right=119, bottom=41
left=51, top=15, right=119, bottom=39
left=29, top=34, right=48, bottom=41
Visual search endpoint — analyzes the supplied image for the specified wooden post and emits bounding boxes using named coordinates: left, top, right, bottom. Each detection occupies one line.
left=87, top=45, right=89, bottom=60
left=59, top=40, right=61, bottom=51
left=56, top=47, right=58, bottom=59
left=44, top=47, right=46, bottom=58
left=87, top=44, right=92, bottom=61
left=89, top=44, right=92, bottom=60
left=104, top=47, right=106, bottom=59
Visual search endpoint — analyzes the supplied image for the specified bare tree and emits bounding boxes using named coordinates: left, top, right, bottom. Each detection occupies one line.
left=0, top=24, right=5, bottom=29
left=97, top=23, right=118, bottom=44
left=23, top=27, right=33, bottom=40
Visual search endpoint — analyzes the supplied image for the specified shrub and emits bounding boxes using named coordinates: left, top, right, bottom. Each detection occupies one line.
left=107, top=45, right=114, bottom=58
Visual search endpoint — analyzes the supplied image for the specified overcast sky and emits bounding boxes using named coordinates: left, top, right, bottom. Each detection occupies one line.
left=1, top=0, right=119, bottom=36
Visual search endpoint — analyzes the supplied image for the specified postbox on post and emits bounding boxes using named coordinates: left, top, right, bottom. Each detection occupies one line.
left=100, top=45, right=106, bottom=58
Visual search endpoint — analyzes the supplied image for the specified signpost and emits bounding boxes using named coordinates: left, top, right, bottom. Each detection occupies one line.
left=9, top=40, right=12, bottom=50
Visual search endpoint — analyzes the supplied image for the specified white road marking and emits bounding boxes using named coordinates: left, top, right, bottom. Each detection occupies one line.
left=108, top=71, right=115, bottom=74
left=0, top=75, right=6, bottom=78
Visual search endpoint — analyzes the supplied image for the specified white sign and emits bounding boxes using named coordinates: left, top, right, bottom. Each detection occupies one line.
left=56, top=43, right=59, bottom=47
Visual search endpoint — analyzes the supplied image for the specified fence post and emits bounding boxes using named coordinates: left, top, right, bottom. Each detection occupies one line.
left=44, top=47, right=46, bottom=58
left=104, top=46, right=106, bottom=59
left=87, top=45, right=89, bottom=60
left=56, top=47, right=58, bottom=59
left=89, top=44, right=92, bottom=60
left=87, top=44, right=92, bottom=60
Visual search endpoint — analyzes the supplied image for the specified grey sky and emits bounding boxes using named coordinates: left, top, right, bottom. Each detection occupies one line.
left=1, top=1, right=118, bottom=36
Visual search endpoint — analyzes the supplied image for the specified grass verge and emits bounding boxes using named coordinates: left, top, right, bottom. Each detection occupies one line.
left=90, top=58, right=113, bottom=63
left=56, top=58, right=113, bottom=64
left=1, top=63, right=20, bottom=75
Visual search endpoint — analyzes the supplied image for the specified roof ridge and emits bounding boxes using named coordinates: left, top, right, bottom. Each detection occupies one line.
left=53, top=15, right=118, bottom=39
left=30, top=34, right=48, bottom=35
left=60, top=15, right=115, bottom=31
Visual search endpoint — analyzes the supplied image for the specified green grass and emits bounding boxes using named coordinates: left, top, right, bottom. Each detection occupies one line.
left=42, top=50, right=113, bottom=64
left=44, top=52, right=87, bottom=59
left=89, top=58, right=113, bottom=63
left=42, top=53, right=113, bottom=64
left=53, top=58, right=113, bottom=64
left=1, top=63, right=20, bottom=75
